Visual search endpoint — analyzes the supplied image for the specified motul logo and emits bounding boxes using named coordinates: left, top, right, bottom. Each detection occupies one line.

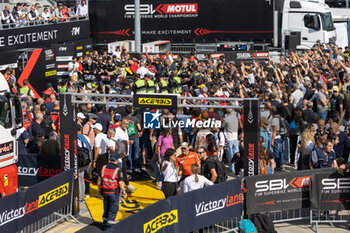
left=125, top=3, right=198, bottom=15
left=161, top=4, right=198, bottom=14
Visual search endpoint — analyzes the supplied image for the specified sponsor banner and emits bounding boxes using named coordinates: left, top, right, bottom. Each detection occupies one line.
left=16, top=154, right=62, bottom=187
left=311, top=171, right=350, bottom=211
left=59, top=93, right=79, bottom=215
left=90, top=0, right=273, bottom=43
left=245, top=168, right=335, bottom=214
left=230, top=51, right=270, bottom=65
left=0, top=20, right=90, bottom=51
left=0, top=170, right=73, bottom=232
left=110, top=179, right=242, bottom=233
left=72, top=38, right=93, bottom=57
left=243, top=99, right=260, bottom=177
left=133, top=94, right=178, bottom=109
left=0, top=141, right=13, bottom=156
left=17, top=47, right=57, bottom=99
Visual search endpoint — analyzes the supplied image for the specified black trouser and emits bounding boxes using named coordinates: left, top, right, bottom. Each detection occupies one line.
left=122, top=157, right=129, bottom=186
left=290, top=135, right=298, bottom=165
left=162, top=182, right=177, bottom=199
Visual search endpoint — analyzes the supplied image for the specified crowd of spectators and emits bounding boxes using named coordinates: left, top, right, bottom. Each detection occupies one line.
left=8, top=40, right=350, bottom=200
left=1, top=0, right=88, bottom=28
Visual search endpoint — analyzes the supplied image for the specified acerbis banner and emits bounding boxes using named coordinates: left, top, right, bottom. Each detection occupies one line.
left=16, top=154, right=61, bottom=187
left=0, top=20, right=90, bottom=51
left=311, top=171, right=350, bottom=211
left=109, top=179, right=242, bottom=233
left=245, top=168, right=335, bottom=214
left=0, top=169, right=73, bottom=232
left=133, top=94, right=178, bottom=109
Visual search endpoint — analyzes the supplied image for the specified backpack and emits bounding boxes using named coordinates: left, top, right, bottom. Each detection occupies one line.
left=345, top=93, right=350, bottom=110
left=127, top=121, right=137, bottom=137
left=250, top=213, right=277, bottom=233
left=77, top=134, right=91, bottom=168
left=239, top=219, right=257, bottom=233
left=278, top=116, right=290, bottom=137
left=207, top=157, right=227, bottom=183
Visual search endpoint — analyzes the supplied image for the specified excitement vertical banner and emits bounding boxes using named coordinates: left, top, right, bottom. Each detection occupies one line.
left=243, top=99, right=260, bottom=177
left=59, top=93, right=79, bottom=215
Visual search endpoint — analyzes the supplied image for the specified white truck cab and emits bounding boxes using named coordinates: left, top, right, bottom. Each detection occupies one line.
left=282, top=0, right=336, bottom=49
left=0, top=73, right=23, bottom=196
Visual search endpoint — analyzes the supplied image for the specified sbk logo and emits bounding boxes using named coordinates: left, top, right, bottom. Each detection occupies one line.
left=322, top=178, right=350, bottom=190
left=125, top=3, right=198, bottom=15
left=255, top=176, right=310, bottom=192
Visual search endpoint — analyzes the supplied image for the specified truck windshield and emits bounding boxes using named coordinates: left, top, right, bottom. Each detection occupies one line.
left=0, top=96, right=12, bottom=129
left=320, top=13, right=335, bottom=31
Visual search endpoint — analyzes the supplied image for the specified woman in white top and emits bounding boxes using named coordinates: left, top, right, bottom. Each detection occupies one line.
left=183, top=164, right=213, bottom=193
left=161, top=148, right=178, bottom=199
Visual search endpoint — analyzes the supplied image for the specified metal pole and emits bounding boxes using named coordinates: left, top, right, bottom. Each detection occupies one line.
left=134, top=0, right=141, bottom=53
left=273, top=3, right=279, bottom=47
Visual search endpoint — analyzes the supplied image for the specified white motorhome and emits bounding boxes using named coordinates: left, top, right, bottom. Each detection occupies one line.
left=0, top=73, right=23, bottom=196
left=281, top=0, right=336, bottom=49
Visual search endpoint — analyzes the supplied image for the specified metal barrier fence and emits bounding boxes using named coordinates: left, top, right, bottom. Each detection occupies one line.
left=192, top=217, right=241, bottom=233
left=19, top=204, right=74, bottom=233
left=310, top=209, right=350, bottom=233
left=268, top=208, right=311, bottom=223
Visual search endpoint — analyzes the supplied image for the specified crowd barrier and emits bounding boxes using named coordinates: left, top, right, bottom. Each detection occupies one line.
left=0, top=170, right=74, bottom=232
left=245, top=168, right=350, bottom=232
left=16, top=154, right=61, bottom=187
left=107, top=179, right=243, bottom=233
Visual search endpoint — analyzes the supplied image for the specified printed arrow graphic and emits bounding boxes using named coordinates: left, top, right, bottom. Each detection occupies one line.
left=194, top=28, right=273, bottom=36
left=17, top=49, right=42, bottom=98
left=156, top=4, right=164, bottom=14
left=91, top=29, right=130, bottom=36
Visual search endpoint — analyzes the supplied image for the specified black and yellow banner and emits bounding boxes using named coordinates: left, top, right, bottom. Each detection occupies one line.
left=133, top=94, right=178, bottom=109
left=0, top=170, right=73, bottom=232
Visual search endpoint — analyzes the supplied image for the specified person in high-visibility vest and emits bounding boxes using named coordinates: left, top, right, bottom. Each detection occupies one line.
left=145, top=74, right=156, bottom=93
left=98, top=152, right=128, bottom=228
left=169, top=72, right=182, bottom=94
left=133, top=74, right=147, bottom=94
left=158, top=77, right=168, bottom=94
left=19, top=79, right=35, bottom=97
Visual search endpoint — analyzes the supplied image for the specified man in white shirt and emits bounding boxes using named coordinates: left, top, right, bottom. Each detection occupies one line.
left=34, top=3, right=40, bottom=18
left=68, top=57, right=80, bottom=82
left=41, top=7, right=51, bottom=23
left=136, top=62, right=155, bottom=79
left=114, top=118, right=136, bottom=193
left=77, top=0, right=88, bottom=18
left=291, top=83, right=304, bottom=107
left=93, top=123, right=108, bottom=175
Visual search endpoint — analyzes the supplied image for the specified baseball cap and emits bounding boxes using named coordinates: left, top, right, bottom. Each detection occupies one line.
left=92, top=123, right=103, bottom=131
left=261, top=117, right=270, bottom=125
left=333, top=86, right=339, bottom=92
left=89, top=113, right=98, bottom=120
left=47, top=83, right=52, bottom=88
left=181, top=142, right=189, bottom=148
left=77, top=112, right=86, bottom=119
left=110, top=153, right=119, bottom=161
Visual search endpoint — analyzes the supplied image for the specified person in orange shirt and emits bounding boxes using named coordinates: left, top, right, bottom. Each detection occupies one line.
left=175, top=142, right=201, bottom=183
